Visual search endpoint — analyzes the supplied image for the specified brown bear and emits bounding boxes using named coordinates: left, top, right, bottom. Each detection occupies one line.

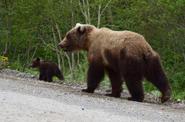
left=31, top=58, right=64, bottom=82
left=58, top=23, right=171, bottom=103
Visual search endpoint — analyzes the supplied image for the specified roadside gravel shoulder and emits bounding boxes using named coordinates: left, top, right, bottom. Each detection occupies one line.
left=0, top=68, right=185, bottom=110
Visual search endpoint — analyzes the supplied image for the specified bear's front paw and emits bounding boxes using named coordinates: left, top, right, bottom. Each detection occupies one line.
left=105, top=89, right=112, bottom=93
left=127, top=97, right=143, bottom=102
left=105, top=93, right=113, bottom=97
left=105, top=93, right=120, bottom=98
left=82, top=88, right=94, bottom=93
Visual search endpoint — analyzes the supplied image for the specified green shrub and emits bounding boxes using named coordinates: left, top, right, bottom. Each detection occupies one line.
left=0, top=56, right=9, bottom=69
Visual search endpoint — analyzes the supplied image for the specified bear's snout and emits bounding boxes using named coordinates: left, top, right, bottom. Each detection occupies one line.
left=58, top=43, right=63, bottom=48
left=58, top=40, right=66, bottom=48
left=30, top=64, right=36, bottom=68
left=58, top=39, right=73, bottom=51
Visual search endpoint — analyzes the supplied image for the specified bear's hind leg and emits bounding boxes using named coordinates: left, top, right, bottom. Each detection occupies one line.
left=46, top=70, right=52, bottom=82
left=120, top=53, right=144, bottom=102
left=82, top=62, right=104, bottom=93
left=47, top=75, right=52, bottom=82
left=145, top=54, right=171, bottom=103
left=106, top=69, right=123, bottom=98
left=145, top=69, right=171, bottom=103
left=125, top=77, right=144, bottom=102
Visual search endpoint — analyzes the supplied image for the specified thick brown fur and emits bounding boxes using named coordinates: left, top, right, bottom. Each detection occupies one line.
left=58, top=23, right=171, bottom=103
left=31, top=58, right=64, bottom=82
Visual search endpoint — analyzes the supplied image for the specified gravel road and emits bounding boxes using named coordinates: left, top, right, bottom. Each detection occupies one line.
left=0, top=70, right=185, bottom=122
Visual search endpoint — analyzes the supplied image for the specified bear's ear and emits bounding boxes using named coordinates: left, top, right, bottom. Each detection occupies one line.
left=36, top=57, right=40, bottom=62
left=77, top=25, right=86, bottom=34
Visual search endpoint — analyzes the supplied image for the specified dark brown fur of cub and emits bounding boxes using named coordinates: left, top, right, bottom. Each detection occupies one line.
left=31, top=58, right=64, bottom=82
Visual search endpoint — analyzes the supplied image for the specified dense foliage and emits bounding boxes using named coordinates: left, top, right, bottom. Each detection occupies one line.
left=0, top=0, right=185, bottom=100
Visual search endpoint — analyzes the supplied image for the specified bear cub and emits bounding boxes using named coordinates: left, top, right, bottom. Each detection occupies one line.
left=31, top=58, right=64, bottom=82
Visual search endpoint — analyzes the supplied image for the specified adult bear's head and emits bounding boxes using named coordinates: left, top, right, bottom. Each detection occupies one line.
left=58, top=23, right=95, bottom=51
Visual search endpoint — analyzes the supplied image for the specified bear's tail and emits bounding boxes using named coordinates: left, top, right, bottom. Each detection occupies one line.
left=144, top=53, right=171, bottom=103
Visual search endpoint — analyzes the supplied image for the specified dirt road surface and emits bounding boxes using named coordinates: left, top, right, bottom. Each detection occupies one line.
left=0, top=74, right=184, bottom=122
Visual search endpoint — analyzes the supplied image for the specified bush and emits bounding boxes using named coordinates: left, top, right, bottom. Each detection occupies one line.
left=0, top=56, right=9, bottom=70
